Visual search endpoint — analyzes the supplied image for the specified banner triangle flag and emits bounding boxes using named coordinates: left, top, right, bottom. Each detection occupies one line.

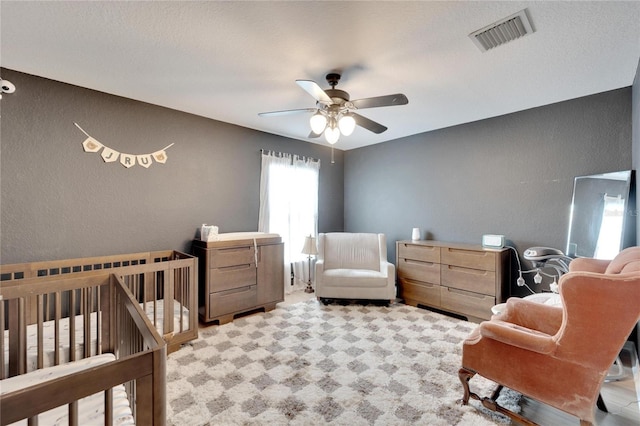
left=82, top=137, right=103, bottom=153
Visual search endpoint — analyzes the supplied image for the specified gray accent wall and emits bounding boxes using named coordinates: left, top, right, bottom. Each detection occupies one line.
left=2, top=65, right=637, bottom=294
left=0, top=69, right=344, bottom=263
left=344, top=87, right=632, bottom=293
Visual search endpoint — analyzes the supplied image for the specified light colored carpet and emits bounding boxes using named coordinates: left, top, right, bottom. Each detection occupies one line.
left=166, top=299, right=519, bottom=425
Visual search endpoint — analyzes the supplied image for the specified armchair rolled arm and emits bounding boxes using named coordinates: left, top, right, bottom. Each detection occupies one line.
left=480, top=319, right=556, bottom=354
left=568, top=257, right=610, bottom=273
left=496, top=297, right=563, bottom=335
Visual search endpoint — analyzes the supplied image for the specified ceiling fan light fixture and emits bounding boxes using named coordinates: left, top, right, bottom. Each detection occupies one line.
left=260, top=73, right=408, bottom=145
left=310, top=111, right=327, bottom=134
left=338, top=114, right=356, bottom=136
left=324, top=126, right=340, bottom=145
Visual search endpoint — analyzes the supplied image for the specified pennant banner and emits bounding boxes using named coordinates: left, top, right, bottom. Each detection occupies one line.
left=75, top=123, right=174, bottom=169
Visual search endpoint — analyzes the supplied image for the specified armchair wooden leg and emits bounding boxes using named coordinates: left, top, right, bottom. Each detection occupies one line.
left=458, top=367, right=540, bottom=426
left=458, top=367, right=476, bottom=405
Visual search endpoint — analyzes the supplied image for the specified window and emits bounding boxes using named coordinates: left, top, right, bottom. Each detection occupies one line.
left=258, top=151, right=319, bottom=292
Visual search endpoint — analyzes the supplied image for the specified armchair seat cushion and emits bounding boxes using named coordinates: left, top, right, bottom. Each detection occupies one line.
left=321, top=268, right=389, bottom=288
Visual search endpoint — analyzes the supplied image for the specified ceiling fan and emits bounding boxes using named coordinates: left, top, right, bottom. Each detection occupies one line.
left=259, top=73, right=408, bottom=144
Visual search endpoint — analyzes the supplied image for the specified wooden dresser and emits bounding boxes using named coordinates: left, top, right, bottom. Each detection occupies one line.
left=193, top=233, right=284, bottom=324
left=396, top=240, right=510, bottom=321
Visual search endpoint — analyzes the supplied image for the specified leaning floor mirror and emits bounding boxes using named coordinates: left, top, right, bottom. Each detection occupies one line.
left=566, top=170, right=636, bottom=259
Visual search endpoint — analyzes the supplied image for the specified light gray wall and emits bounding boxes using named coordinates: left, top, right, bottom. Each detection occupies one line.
left=0, top=69, right=344, bottom=263
left=345, top=88, right=632, bottom=294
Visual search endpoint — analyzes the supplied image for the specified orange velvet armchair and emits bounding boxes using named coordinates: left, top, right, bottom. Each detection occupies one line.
left=459, top=246, right=640, bottom=426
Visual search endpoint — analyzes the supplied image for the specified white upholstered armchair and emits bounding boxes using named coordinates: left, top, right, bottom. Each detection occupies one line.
left=315, top=233, right=396, bottom=303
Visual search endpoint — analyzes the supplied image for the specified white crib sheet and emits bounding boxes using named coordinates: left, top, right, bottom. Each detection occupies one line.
left=1, top=353, right=135, bottom=426
left=141, top=298, right=191, bottom=335
left=3, top=312, right=100, bottom=376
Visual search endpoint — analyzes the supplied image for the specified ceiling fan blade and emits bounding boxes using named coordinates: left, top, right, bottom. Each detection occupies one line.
left=351, top=94, right=408, bottom=109
left=258, top=108, right=317, bottom=117
left=296, top=80, right=333, bottom=104
left=308, top=131, right=321, bottom=139
left=353, top=113, right=388, bottom=134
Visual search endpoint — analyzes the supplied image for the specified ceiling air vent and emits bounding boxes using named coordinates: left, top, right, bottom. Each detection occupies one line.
left=469, top=9, right=534, bottom=52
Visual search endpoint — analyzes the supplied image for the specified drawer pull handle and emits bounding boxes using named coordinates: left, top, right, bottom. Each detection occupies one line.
left=215, top=285, right=254, bottom=296
left=447, top=265, right=488, bottom=276
left=447, top=248, right=489, bottom=258
left=218, top=246, right=252, bottom=253
left=403, top=278, right=436, bottom=287
left=404, top=259, right=435, bottom=266
left=446, top=287, right=488, bottom=299
left=219, top=264, right=253, bottom=271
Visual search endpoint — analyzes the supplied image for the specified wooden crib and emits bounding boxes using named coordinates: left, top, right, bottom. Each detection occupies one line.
left=0, top=271, right=166, bottom=425
left=0, top=250, right=197, bottom=354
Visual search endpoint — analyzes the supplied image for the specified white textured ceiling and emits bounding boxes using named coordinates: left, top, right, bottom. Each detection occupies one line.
left=2, top=1, right=640, bottom=150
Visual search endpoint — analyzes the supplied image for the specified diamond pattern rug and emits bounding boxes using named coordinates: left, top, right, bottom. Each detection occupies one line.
left=167, top=299, right=517, bottom=425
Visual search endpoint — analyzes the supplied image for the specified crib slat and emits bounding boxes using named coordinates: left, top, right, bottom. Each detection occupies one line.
left=105, top=388, right=113, bottom=426
left=84, top=286, right=91, bottom=359
left=96, top=286, right=102, bottom=355
left=99, top=282, right=113, bottom=353
left=8, top=297, right=26, bottom=376
left=54, top=291, right=61, bottom=366
left=69, top=289, right=76, bottom=362
left=153, top=272, right=158, bottom=329
left=27, top=416, right=37, bottom=425
left=69, top=400, right=78, bottom=426
left=165, top=267, right=173, bottom=335
left=182, top=267, right=188, bottom=331
left=37, top=294, right=44, bottom=369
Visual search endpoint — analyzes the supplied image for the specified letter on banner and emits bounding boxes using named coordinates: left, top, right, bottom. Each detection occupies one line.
left=101, top=147, right=120, bottom=163
left=82, top=138, right=103, bottom=152
left=137, top=154, right=152, bottom=168
left=120, top=153, right=136, bottom=168
left=152, top=150, right=168, bottom=164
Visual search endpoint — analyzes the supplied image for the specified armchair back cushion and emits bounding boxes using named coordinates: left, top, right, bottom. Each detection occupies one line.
left=321, top=232, right=383, bottom=271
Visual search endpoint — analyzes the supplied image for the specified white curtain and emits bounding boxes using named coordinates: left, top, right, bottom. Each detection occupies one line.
left=258, top=151, right=319, bottom=293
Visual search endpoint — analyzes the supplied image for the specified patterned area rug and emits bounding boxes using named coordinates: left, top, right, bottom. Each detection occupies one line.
left=167, top=299, right=519, bottom=425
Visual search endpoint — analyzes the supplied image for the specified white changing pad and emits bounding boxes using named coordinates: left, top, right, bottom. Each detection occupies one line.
left=2, top=353, right=135, bottom=426
left=207, top=231, right=280, bottom=241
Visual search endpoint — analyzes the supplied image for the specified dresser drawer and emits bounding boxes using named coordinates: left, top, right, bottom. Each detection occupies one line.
left=209, top=264, right=257, bottom=292
left=441, top=247, right=496, bottom=271
left=441, top=265, right=496, bottom=296
left=399, top=278, right=440, bottom=307
left=440, top=287, right=495, bottom=320
left=398, top=258, right=440, bottom=283
left=209, top=246, right=256, bottom=268
left=397, top=243, right=440, bottom=263
left=209, top=285, right=257, bottom=317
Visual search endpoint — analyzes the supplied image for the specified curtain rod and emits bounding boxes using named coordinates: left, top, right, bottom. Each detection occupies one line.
left=260, top=149, right=320, bottom=163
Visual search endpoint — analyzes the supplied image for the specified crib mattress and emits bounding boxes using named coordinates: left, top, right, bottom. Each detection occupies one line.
left=1, top=353, right=135, bottom=425
left=3, top=299, right=189, bottom=375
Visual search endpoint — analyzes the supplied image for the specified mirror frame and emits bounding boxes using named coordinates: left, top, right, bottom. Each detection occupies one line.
left=566, top=170, right=636, bottom=259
